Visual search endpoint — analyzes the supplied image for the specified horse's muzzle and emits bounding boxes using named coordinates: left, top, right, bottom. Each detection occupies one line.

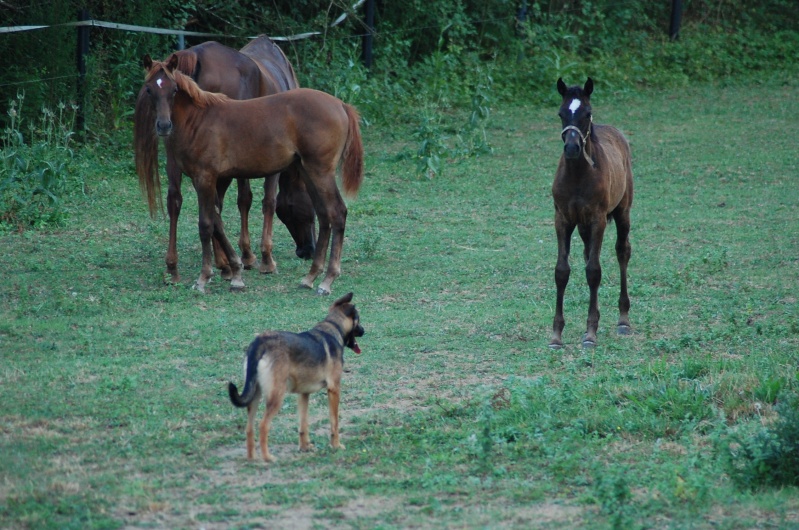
left=563, top=141, right=582, bottom=159
left=156, top=120, right=173, bottom=136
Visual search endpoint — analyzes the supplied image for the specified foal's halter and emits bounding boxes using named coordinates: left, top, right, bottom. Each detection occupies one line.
left=560, top=116, right=594, bottom=167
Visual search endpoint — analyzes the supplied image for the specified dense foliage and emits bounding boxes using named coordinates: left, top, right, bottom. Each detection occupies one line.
left=1, top=1, right=798, bottom=130
left=0, top=0, right=797, bottom=226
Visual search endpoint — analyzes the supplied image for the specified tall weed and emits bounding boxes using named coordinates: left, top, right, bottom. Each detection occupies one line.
left=0, top=92, right=79, bottom=232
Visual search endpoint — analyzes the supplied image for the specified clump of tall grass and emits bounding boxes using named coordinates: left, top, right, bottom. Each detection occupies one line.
left=720, top=392, right=799, bottom=490
left=0, top=91, right=80, bottom=232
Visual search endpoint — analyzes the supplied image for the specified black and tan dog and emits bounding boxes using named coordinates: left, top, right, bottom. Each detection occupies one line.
left=228, top=292, right=364, bottom=462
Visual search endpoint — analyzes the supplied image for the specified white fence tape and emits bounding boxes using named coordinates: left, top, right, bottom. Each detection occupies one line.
left=0, top=0, right=366, bottom=41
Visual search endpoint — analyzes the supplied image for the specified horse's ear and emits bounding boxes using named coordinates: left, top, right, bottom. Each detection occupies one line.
left=584, top=77, right=594, bottom=97
left=142, top=55, right=153, bottom=71
left=557, top=78, right=567, bottom=97
left=166, top=53, right=179, bottom=73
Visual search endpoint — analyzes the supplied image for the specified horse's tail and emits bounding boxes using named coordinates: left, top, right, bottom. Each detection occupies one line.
left=228, top=337, right=265, bottom=408
left=133, top=85, right=162, bottom=218
left=341, top=103, right=364, bottom=198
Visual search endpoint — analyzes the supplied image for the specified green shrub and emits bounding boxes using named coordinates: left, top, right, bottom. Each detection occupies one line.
left=721, top=392, right=799, bottom=489
left=0, top=92, right=80, bottom=232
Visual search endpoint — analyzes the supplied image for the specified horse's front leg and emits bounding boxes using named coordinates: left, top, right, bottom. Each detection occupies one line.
left=237, top=177, right=257, bottom=269
left=581, top=219, right=607, bottom=348
left=213, top=178, right=233, bottom=280
left=550, top=212, right=575, bottom=349
left=613, top=206, right=632, bottom=335
left=165, top=155, right=182, bottom=283
left=259, top=174, right=278, bottom=274
left=194, top=183, right=217, bottom=293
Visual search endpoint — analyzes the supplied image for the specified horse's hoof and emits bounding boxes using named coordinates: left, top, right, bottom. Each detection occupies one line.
left=230, top=280, right=245, bottom=292
left=259, top=262, right=277, bottom=275
left=581, top=335, right=596, bottom=348
left=219, top=268, right=233, bottom=281
left=316, top=287, right=331, bottom=296
left=192, top=282, right=206, bottom=294
left=241, top=254, right=257, bottom=270
left=548, top=342, right=563, bottom=350
left=617, top=325, right=632, bottom=336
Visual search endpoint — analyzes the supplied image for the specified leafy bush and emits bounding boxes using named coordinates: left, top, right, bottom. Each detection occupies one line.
left=0, top=92, right=80, bottom=232
left=721, top=392, right=799, bottom=489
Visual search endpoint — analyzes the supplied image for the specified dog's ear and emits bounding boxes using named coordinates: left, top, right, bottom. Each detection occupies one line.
left=332, top=292, right=354, bottom=307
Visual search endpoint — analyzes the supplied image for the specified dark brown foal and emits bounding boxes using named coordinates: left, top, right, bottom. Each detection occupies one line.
left=550, top=77, right=633, bottom=349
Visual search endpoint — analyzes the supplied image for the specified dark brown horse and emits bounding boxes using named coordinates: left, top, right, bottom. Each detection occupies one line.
left=550, top=77, right=633, bottom=348
left=135, top=57, right=363, bottom=294
left=134, top=36, right=315, bottom=284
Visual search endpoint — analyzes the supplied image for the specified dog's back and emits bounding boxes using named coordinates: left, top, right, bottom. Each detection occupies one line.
left=228, top=328, right=343, bottom=407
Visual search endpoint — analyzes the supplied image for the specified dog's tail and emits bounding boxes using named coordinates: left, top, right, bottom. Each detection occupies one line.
left=228, top=338, right=263, bottom=408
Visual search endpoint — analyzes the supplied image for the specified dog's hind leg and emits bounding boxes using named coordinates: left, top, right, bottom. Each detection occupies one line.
left=245, top=388, right=262, bottom=460
left=298, top=393, right=314, bottom=451
left=259, top=391, right=284, bottom=462
left=327, top=386, right=344, bottom=450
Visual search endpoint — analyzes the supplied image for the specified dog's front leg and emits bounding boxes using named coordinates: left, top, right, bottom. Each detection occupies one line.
left=327, top=387, right=344, bottom=450
left=298, top=393, right=314, bottom=451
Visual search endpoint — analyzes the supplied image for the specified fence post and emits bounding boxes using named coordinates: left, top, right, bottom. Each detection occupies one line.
left=361, top=0, right=374, bottom=69
left=669, top=0, right=682, bottom=40
left=75, top=8, right=90, bottom=137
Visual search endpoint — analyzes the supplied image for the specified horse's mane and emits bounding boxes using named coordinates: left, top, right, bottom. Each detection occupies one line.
left=173, top=70, right=231, bottom=108
left=146, top=59, right=232, bottom=109
left=173, top=49, right=199, bottom=77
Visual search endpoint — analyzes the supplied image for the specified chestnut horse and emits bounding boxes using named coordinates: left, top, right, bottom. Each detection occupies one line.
left=134, top=36, right=315, bottom=284
left=550, top=77, right=633, bottom=349
left=135, top=57, right=363, bottom=294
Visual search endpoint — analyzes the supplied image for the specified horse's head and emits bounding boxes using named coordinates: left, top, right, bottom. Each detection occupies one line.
left=141, top=54, right=180, bottom=137
left=557, top=77, right=593, bottom=161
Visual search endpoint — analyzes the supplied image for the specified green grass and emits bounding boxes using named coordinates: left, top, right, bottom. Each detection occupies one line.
left=1, top=81, right=798, bottom=529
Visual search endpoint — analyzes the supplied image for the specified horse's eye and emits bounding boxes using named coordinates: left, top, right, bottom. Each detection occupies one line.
left=145, top=87, right=150, bottom=94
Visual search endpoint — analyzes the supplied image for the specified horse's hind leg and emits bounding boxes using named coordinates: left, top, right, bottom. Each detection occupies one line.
left=237, top=178, right=257, bottom=270
left=317, top=194, right=347, bottom=296
left=613, top=207, right=632, bottom=335
left=258, top=174, right=278, bottom=274
left=550, top=212, right=575, bottom=349
left=300, top=169, right=345, bottom=295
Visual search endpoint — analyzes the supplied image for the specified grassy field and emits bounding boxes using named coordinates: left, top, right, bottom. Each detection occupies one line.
left=1, top=81, right=798, bottom=529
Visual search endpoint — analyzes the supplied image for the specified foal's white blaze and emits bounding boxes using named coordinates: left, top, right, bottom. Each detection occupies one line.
left=568, top=99, right=581, bottom=114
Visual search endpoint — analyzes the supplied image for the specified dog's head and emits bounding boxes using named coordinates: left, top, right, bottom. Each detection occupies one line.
left=331, top=292, right=365, bottom=354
